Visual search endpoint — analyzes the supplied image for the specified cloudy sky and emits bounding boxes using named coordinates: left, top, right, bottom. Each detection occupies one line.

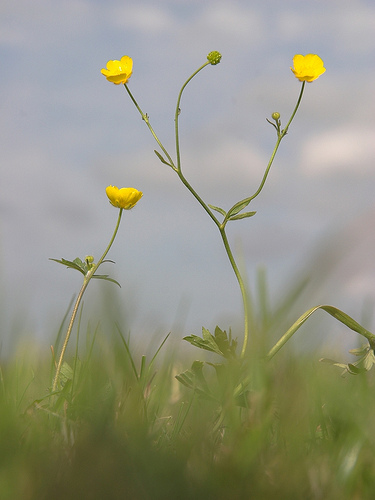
left=1, top=0, right=375, bottom=353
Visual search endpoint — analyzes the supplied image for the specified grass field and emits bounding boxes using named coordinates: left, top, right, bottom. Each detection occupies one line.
left=1, top=305, right=375, bottom=500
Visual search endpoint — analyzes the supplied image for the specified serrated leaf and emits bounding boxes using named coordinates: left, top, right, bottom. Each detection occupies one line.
left=50, top=258, right=86, bottom=275
left=183, top=332, right=224, bottom=356
left=227, top=199, right=251, bottom=218
left=229, top=211, right=256, bottom=221
left=208, top=204, right=227, bottom=217
left=212, top=326, right=237, bottom=359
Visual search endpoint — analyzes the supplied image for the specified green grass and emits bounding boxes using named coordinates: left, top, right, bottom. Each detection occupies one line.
left=1, top=316, right=375, bottom=500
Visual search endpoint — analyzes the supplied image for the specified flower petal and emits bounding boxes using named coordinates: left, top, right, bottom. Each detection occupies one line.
left=106, top=186, right=143, bottom=209
left=291, top=54, right=326, bottom=82
left=101, top=56, right=133, bottom=85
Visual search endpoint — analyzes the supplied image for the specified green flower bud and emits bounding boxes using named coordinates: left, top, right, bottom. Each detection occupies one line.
left=272, top=112, right=280, bottom=120
left=85, top=255, right=95, bottom=269
left=207, top=51, right=222, bottom=65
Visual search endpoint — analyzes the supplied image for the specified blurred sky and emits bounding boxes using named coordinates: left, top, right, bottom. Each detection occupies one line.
left=1, top=0, right=375, bottom=352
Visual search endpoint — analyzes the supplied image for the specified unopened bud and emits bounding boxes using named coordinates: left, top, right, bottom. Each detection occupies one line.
left=207, top=51, right=222, bottom=65
left=272, top=112, right=280, bottom=120
left=85, top=255, right=94, bottom=264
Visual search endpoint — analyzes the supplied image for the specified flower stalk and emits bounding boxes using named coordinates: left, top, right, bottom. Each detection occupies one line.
left=52, top=208, right=124, bottom=392
left=100, top=52, right=326, bottom=360
left=52, top=186, right=142, bottom=392
left=118, top=57, right=308, bottom=358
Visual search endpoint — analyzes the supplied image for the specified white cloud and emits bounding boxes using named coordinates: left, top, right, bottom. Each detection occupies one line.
left=301, top=126, right=375, bottom=177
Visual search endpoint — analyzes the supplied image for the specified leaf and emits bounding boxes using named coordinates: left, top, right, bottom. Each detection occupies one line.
left=227, top=198, right=251, bottom=218
left=183, top=330, right=224, bottom=356
left=364, top=349, right=375, bottom=371
left=208, top=204, right=227, bottom=217
left=154, top=149, right=172, bottom=167
left=175, top=361, right=216, bottom=400
left=183, top=326, right=237, bottom=359
left=50, top=257, right=86, bottom=275
left=212, top=326, right=237, bottom=359
left=267, top=304, right=375, bottom=360
left=228, top=211, right=256, bottom=221
left=347, top=363, right=363, bottom=375
left=92, top=274, right=121, bottom=287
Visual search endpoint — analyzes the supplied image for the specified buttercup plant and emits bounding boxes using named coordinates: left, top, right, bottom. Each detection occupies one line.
left=101, top=52, right=375, bottom=375
left=51, top=186, right=142, bottom=392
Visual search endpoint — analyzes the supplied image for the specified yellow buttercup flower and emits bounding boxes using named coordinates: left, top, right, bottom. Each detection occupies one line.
left=291, top=54, right=326, bottom=82
left=106, top=186, right=143, bottom=209
left=101, top=56, right=133, bottom=84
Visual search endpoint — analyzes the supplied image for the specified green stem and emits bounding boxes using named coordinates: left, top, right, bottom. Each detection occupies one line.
left=220, top=228, right=249, bottom=358
left=52, top=208, right=123, bottom=392
left=124, top=73, right=220, bottom=229
left=173, top=62, right=222, bottom=227
left=122, top=68, right=305, bottom=360
left=124, top=84, right=176, bottom=171
left=174, top=62, right=210, bottom=173
left=223, top=82, right=306, bottom=226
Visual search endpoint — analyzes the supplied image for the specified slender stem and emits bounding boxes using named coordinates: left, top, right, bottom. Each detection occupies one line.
left=174, top=62, right=210, bottom=172
left=124, top=84, right=176, bottom=171
left=52, top=208, right=123, bottom=392
left=124, top=73, right=221, bottom=229
left=223, top=82, right=306, bottom=225
left=123, top=67, right=306, bottom=360
left=52, top=279, right=90, bottom=392
left=281, top=81, right=306, bottom=137
left=173, top=62, right=222, bottom=227
left=219, top=228, right=249, bottom=358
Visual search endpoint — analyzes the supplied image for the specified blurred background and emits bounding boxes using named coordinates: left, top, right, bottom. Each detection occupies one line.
left=1, top=0, right=375, bottom=354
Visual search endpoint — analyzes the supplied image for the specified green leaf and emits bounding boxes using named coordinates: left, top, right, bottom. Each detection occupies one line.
left=50, top=257, right=86, bottom=275
left=208, top=204, right=227, bottom=217
left=347, top=363, right=363, bottom=375
left=154, top=149, right=172, bottom=167
left=228, top=211, right=256, bottom=221
left=267, top=304, right=375, bottom=360
left=212, top=326, right=237, bottom=359
left=183, top=330, right=224, bottom=356
left=175, top=361, right=217, bottom=400
left=92, top=274, right=121, bottom=287
left=363, top=349, right=375, bottom=370
left=349, top=345, right=369, bottom=356
left=227, top=199, right=251, bottom=218
left=183, top=326, right=237, bottom=359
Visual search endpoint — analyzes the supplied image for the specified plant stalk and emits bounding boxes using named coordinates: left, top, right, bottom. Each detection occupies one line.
left=52, top=208, right=123, bottom=391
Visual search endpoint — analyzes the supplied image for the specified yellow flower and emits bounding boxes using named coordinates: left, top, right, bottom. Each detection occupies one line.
left=101, top=56, right=133, bottom=84
left=106, top=186, right=143, bottom=209
left=291, top=54, right=326, bottom=82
